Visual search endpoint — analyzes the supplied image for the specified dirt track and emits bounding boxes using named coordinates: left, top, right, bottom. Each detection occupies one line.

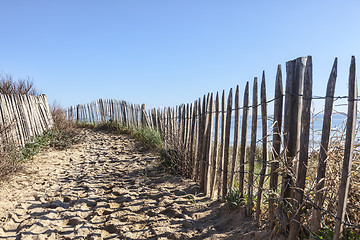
left=0, top=129, right=277, bottom=240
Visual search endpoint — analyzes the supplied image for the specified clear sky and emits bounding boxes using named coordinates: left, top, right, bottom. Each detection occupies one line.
left=0, top=1, right=359, bottom=113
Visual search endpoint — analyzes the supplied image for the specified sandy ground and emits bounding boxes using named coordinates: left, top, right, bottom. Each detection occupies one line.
left=0, top=129, right=282, bottom=240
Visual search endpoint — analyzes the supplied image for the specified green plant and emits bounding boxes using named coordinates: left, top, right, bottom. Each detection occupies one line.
left=159, top=148, right=180, bottom=174
left=186, top=194, right=197, bottom=204
left=91, top=121, right=163, bottom=150
left=311, top=226, right=358, bottom=240
left=133, top=127, right=162, bottom=150
left=20, top=131, right=53, bottom=160
left=224, top=188, right=245, bottom=208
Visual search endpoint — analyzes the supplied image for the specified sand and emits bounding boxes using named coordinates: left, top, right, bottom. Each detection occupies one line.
left=0, top=129, right=282, bottom=240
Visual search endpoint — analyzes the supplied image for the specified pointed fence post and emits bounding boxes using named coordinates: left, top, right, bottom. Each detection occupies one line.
left=199, top=95, right=207, bottom=190
left=311, top=58, right=338, bottom=232
left=210, top=92, right=220, bottom=198
left=204, top=93, right=214, bottom=195
left=269, top=65, right=283, bottom=229
left=247, top=79, right=258, bottom=216
left=288, top=56, right=313, bottom=239
left=195, top=98, right=203, bottom=182
left=76, top=104, right=81, bottom=123
left=333, top=56, right=357, bottom=240
left=239, top=82, right=250, bottom=198
left=256, top=72, right=268, bottom=225
left=230, top=85, right=240, bottom=189
left=222, top=89, right=233, bottom=196
left=218, top=90, right=226, bottom=196
left=280, top=57, right=307, bottom=228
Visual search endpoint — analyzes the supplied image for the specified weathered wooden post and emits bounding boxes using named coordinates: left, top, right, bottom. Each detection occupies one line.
left=311, top=58, right=337, bottom=232
left=76, top=104, right=81, bottom=124
left=195, top=98, right=203, bottom=182
left=239, top=82, right=249, bottom=198
left=333, top=56, right=357, bottom=240
left=288, top=56, right=313, bottom=239
left=199, top=95, right=207, bottom=189
left=99, top=99, right=106, bottom=123
left=210, top=92, right=220, bottom=198
left=222, top=88, right=232, bottom=196
left=269, top=65, right=283, bottom=229
left=280, top=57, right=307, bottom=225
left=230, top=85, right=240, bottom=189
left=204, top=93, right=214, bottom=195
left=247, top=78, right=257, bottom=216
left=217, top=90, right=226, bottom=196
left=256, top=71, right=269, bottom=225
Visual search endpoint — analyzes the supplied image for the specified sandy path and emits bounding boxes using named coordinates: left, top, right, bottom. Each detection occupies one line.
left=0, top=129, right=275, bottom=240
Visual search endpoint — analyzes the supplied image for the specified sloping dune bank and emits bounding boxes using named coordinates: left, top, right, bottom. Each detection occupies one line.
left=0, top=129, right=281, bottom=240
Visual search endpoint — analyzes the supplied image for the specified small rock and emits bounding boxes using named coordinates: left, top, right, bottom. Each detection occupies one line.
left=104, top=223, right=118, bottom=233
left=63, top=196, right=72, bottom=203
left=146, top=210, right=157, bottom=217
left=67, top=217, right=81, bottom=226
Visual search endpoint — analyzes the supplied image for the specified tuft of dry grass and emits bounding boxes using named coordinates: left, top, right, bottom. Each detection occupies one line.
left=0, top=73, right=40, bottom=96
left=0, top=124, right=22, bottom=181
left=49, top=103, right=82, bottom=150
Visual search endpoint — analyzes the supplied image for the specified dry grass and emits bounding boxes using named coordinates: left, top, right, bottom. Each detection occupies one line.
left=49, top=103, right=82, bottom=150
left=0, top=73, right=40, bottom=95
left=284, top=113, right=360, bottom=238
left=0, top=124, right=22, bottom=181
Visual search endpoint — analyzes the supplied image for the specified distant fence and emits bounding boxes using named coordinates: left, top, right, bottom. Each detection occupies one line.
left=0, top=94, right=54, bottom=146
left=68, top=56, right=359, bottom=240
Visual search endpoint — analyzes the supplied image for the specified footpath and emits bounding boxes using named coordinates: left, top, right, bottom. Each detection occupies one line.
left=0, top=129, right=273, bottom=240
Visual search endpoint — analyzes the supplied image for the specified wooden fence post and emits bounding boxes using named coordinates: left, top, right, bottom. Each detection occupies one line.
left=195, top=98, right=202, bottom=182
left=99, top=99, right=106, bottom=123
left=280, top=57, right=307, bottom=222
left=204, top=93, right=214, bottom=195
left=230, top=85, right=240, bottom=189
left=239, top=82, right=249, bottom=198
left=222, top=88, right=233, bottom=196
left=190, top=101, right=197, bottom=179
left=247, top=78, right=258, bottom=216
left=311, top=58, right=338, bottom=232
left=217, top=90, right=226, bottom=196
left=199, top=96, right=207, bottom=188
left=269, top=64, right=283, bottom=229
left=76, top=104, right=81, bottom=123
left=289, top=56, right=313, bottom=239
left=210, top=92, right=220, bottom=199
left=256, top=71, right=269, bottom=225
left=333, top=56, right=357, bottom=240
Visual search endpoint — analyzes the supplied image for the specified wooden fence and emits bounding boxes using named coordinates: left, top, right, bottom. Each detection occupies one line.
left=68, top=56, right=358, bottom=240
left=0, top=94, right=54, bottom=147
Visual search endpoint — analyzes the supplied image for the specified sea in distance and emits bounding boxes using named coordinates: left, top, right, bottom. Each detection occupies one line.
left=224, top=113, right=352, bottom=145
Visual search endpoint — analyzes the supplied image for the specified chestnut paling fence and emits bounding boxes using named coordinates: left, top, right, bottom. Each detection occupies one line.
left=0, top=94, right=53, bottom=147
left=67, top=56, right=359, bottom=240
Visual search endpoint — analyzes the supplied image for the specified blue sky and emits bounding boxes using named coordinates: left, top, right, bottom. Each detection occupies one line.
left=0, top=1, right=359, bottom=113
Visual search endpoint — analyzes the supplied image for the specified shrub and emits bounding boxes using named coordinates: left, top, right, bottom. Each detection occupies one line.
left=0, top=74, right=40, bottom=95
left=224, top=188, right=244, bottom=208
left=133, top=127, right=162, bottom=150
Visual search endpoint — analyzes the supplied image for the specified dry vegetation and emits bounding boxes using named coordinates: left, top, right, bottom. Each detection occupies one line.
left=0, top=73, right=40, bottom=95
left=0, top=74, right=80, bottom=182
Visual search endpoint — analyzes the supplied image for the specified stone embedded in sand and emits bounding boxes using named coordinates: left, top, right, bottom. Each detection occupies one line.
left=47, top=199, right=68, bottom=209
left=147, top=210, right=157, bottom=217
left=63, top=196, right=72, bottom=203
left=50, top=184, right=61, bottom=192
left=104, top=223, right=118, bottom=233
left=67, top=217, right=81, bottom=226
